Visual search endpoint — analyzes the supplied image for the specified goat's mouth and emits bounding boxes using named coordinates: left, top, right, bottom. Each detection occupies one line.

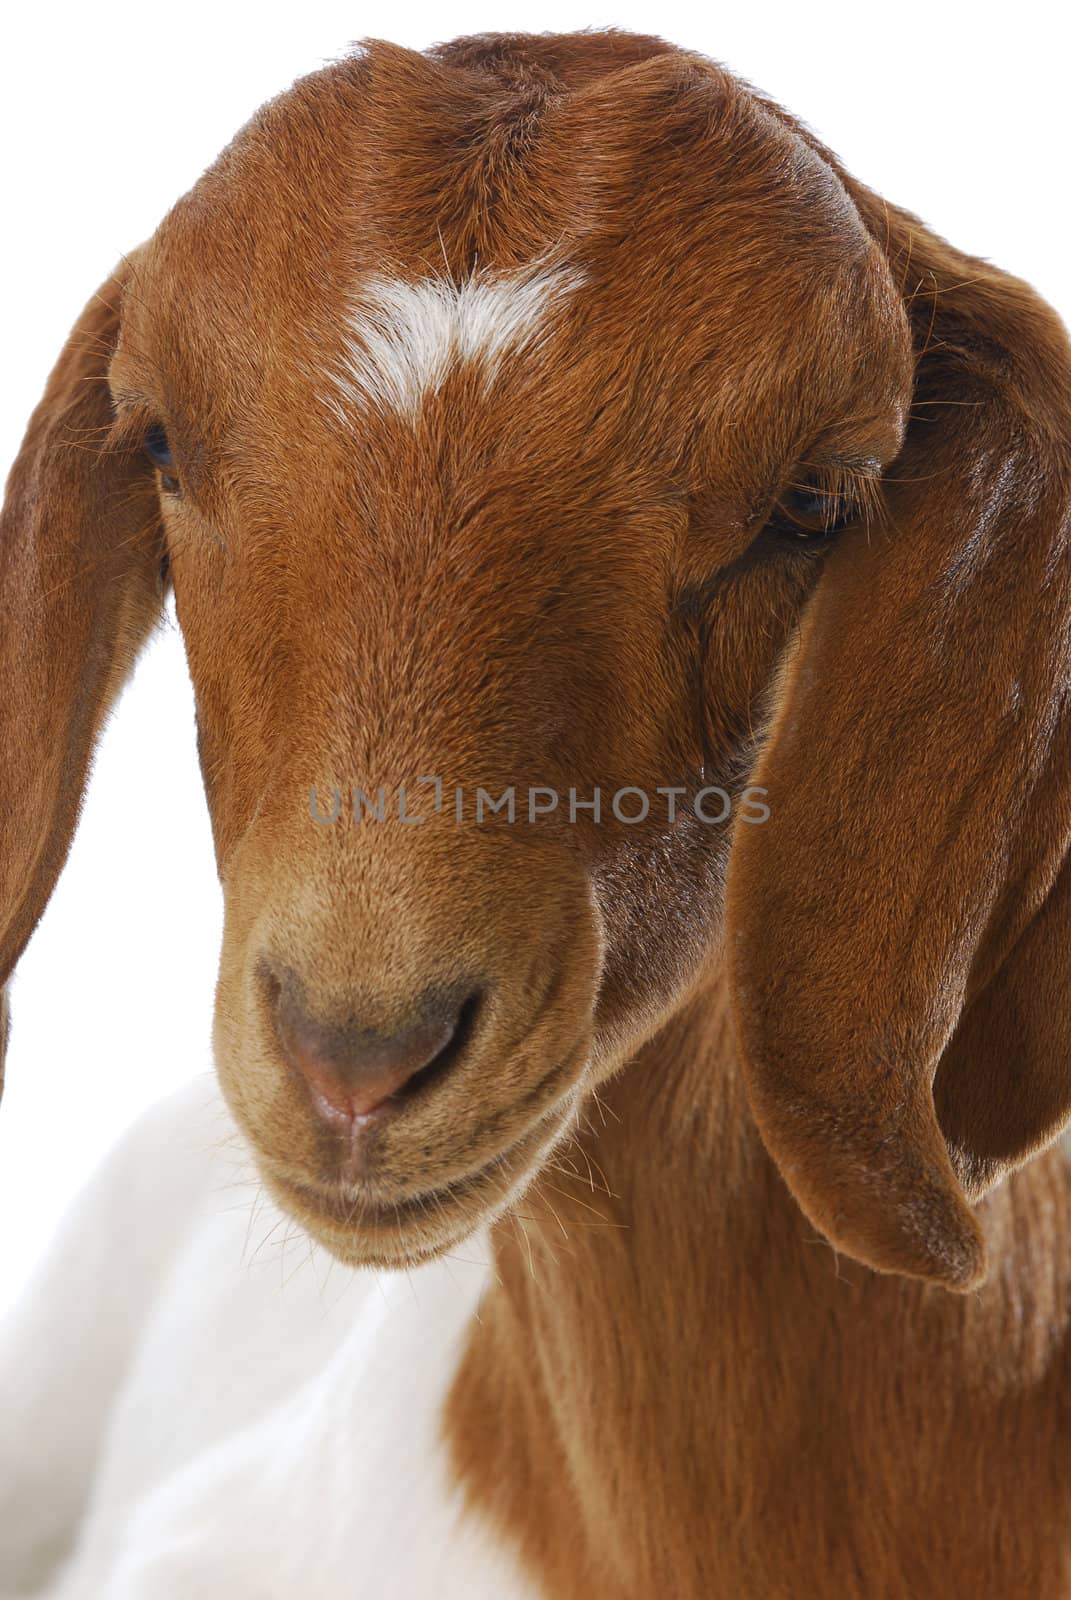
left=260, top=1092, right=579, bottom=1267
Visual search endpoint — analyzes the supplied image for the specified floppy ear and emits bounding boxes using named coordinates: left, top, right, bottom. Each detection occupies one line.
left=0, top=263, right=164, bottom=1098
left=726, top=197, right=1071, bottom=1291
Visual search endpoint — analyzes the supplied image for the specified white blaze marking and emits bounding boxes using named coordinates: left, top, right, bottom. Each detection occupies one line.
left=328, top=265, right=584, bottom=419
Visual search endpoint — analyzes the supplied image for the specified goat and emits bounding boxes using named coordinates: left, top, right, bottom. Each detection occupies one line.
left=2, top=28, right=1070, bottom=1599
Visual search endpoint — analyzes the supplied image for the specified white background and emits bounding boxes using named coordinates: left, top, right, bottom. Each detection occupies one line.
left=0, top=0, right=1067, bottom=1315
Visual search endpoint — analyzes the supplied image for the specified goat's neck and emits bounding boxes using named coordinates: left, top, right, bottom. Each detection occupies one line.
left=446, top=964, right=1071, bottom=1599
left=446, top=967, right=790, bottom=1591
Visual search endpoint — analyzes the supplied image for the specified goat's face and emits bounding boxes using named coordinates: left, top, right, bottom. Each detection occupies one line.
left=6, top=33, right=1071, bottom=1287
left=102, top=49, right=910, bottom=1265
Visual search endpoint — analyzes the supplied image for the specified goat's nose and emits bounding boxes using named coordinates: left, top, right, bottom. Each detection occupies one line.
left=270, top=973, right=475, bottom=1124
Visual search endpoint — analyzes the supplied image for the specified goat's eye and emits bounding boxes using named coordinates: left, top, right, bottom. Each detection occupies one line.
left=766, top=478, right=858, bottom=546
left=772, top=485, right=854, bottom=538
left=142, top=424, right=173, bottom=469
left=142, top=424, right=180, bottom=493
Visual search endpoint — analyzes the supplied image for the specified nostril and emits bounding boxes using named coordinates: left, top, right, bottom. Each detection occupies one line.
left=266, top=969, right=483, bottom=1124
left=405, top=988, right=482, bottom=1101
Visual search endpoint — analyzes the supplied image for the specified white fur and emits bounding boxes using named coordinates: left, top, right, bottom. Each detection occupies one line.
left=327, top=266, right=584, bottom=420
left=0, top=1078, right=538, bottom=1599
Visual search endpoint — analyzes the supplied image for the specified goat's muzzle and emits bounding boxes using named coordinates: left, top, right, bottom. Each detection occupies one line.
left=213, top=827, right=603, bottom=1267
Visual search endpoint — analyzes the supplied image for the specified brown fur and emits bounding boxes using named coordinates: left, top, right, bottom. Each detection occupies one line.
left=450, top=972, right=1071, bottom=1597
left=2, top=29, right=1070, bottom=1595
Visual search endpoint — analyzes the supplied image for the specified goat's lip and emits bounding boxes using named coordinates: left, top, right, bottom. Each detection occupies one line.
left=273, top=1159, right=496, bottom=1231
left=261, top=1095, right=576, bottom=1264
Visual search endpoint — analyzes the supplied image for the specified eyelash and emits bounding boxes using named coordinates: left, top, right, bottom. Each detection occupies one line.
left=763, top=467, right=884, bottom=551
left=141, top=424, right=181, bottom=495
